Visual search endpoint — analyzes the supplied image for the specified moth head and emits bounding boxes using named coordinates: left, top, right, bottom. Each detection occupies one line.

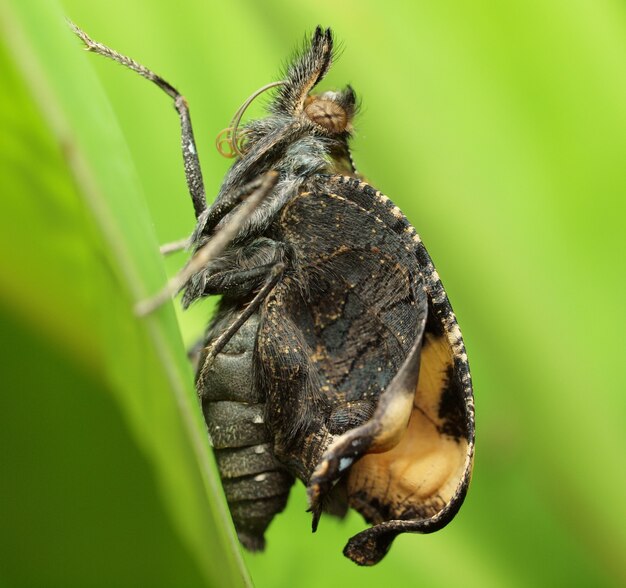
left=216, top=27, right=357, bottom=159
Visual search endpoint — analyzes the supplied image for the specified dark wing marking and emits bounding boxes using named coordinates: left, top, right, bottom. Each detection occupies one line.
left=255, top=189, right=426, bottom=484
left=307, top=316, right=426, bottom=531
left=320, top=175, right=475, bottom=566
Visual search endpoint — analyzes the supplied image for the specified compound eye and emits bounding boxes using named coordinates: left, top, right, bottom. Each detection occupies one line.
left=304, top=98, right=348, bottom=133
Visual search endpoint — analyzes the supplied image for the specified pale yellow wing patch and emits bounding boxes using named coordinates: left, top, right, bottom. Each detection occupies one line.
left=346, top=332, right=469, bottom=524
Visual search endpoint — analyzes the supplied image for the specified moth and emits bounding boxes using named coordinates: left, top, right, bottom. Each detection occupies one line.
left=73, top=24, right=475, bottom=566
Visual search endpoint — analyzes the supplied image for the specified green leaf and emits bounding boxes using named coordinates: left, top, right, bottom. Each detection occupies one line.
left=0, top=1, right=250, bottom=586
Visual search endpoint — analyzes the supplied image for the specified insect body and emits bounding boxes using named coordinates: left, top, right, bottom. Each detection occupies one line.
left=73, top=24, right=475, bottom=566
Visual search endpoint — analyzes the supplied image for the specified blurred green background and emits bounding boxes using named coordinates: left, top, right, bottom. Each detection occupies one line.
left=1, top=0, right=625, bottom=587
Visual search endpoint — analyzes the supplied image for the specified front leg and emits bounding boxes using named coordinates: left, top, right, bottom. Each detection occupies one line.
left=71, top=23, right=207, bottom=218
left=186, top=233, right=289, bottom=388
left=196, top=261, right=285, bottom=390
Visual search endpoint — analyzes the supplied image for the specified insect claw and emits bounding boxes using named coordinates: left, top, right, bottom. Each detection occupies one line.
left=311, top=506, right=322, bottom=533
left=307, top=485, right=324, bottom=532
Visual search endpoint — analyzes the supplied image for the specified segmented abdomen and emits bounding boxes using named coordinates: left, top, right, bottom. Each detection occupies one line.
left=196, top=312, right=294, bottom=550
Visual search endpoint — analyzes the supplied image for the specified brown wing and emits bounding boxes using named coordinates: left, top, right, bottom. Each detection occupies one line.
left=322, top=176, right=475, bottom=566
left=256, top=176, right=474, bottom=565
left=256, top=187, right=426, bottom=484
